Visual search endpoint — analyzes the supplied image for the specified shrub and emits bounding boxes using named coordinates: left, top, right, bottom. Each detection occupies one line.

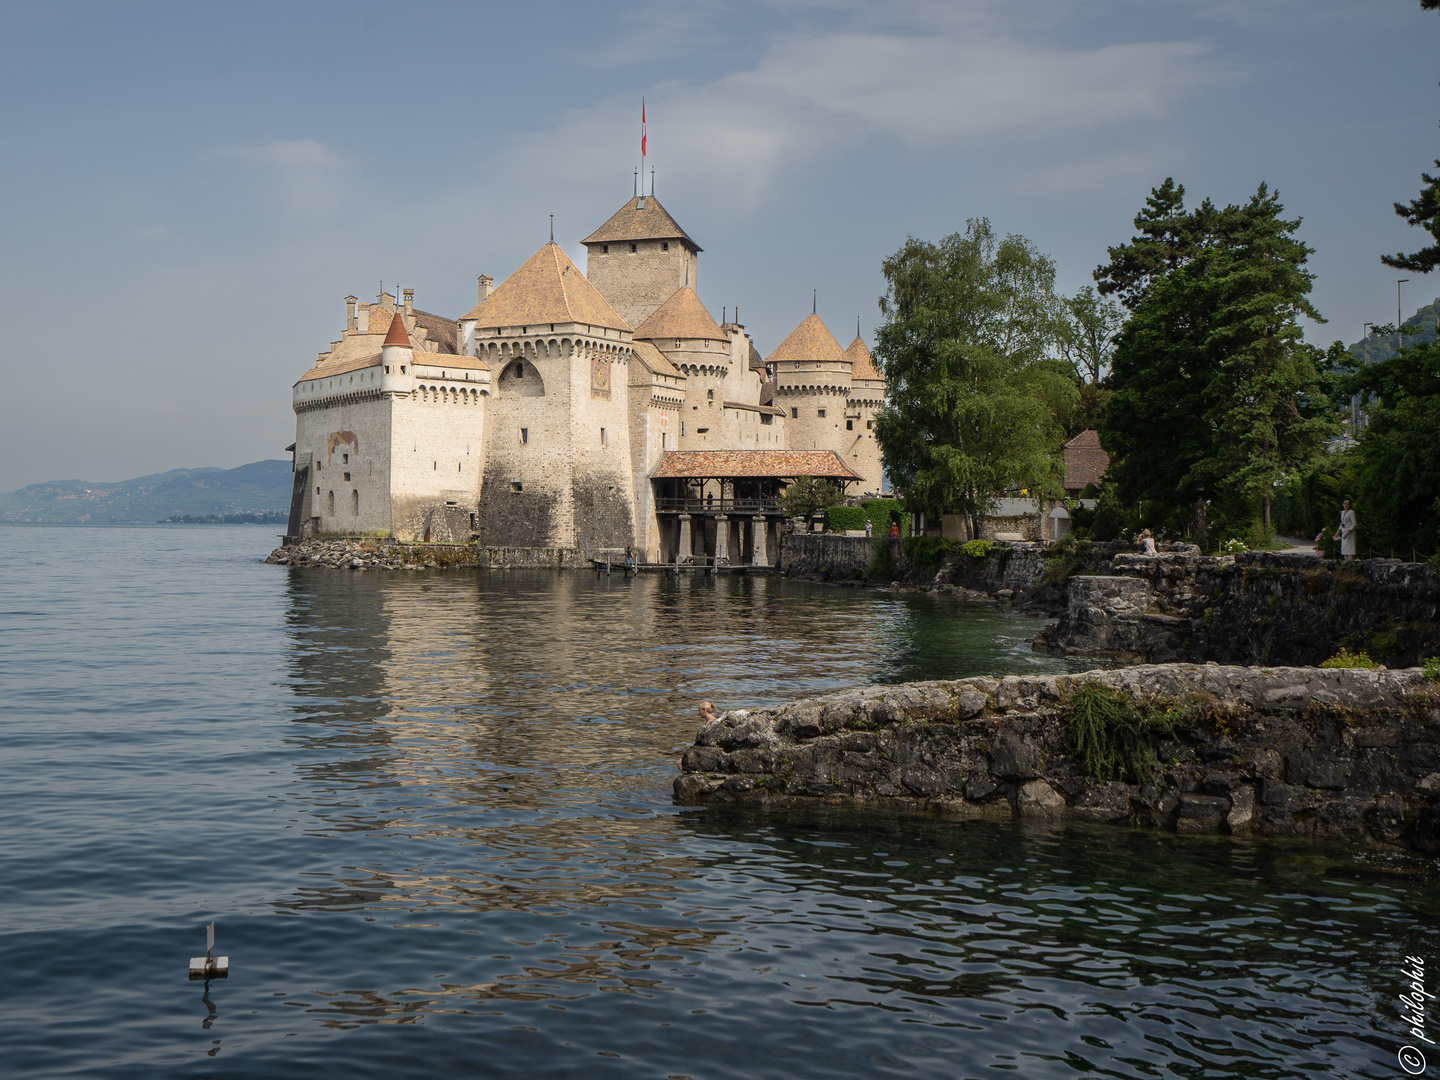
left=903, top=535, right=960, bottom=570
left=1423, top=656, right=1440, bottom=681
left=960, top=538, right=993, bottom=559
left=1218, top=537, right=1248, bottom=556
left=1064, top=681, right=1191, bottom=783
left=1318, top=648, right=1379, bottom=669
left=825, top=506, right=869, bottom=532
left=862, top=498, right=909, bottom=537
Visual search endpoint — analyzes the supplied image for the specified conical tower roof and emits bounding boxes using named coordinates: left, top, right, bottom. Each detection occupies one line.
left=766, top=313, right=845, bottom=364
left=382, top=311, right=411, bottom=347
left=632, top=286, right=728, bottom=344
left=461, top=243, right=630, bottom=332
left=845, top=336, right=883, bottom=382
left=582, top=195, right=701, bottom=251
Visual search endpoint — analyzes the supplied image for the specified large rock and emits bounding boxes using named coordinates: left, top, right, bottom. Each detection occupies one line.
left=674, top=663, right=1440, bottom=851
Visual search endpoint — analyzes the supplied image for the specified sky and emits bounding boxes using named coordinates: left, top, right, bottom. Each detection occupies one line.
left=1, top=0, right=1438, bottom=491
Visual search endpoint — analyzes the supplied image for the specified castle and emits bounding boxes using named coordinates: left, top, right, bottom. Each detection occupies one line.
left=285, top=190, right=886, bottom=564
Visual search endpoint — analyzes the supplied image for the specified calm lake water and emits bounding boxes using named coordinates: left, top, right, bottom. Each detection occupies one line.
left=1, top=525, right=1435, bottom=1079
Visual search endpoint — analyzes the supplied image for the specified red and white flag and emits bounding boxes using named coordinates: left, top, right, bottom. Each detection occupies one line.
left=641, top=99, right=647, bottom=159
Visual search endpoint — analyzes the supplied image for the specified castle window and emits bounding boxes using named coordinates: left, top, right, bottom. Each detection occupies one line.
left=400, top=366, right=406, bottom=373
left=385, top=366, right=390, bottom=373
left=662, top=432, right=666, bottom=448
left=327, top=491, right=334, bottom=514
left=520, top=428, right=528, bottom=444
left=846, top=420, right=853, bottom=431
left=761, top=413, right=772, bottom=425
left=867, top=419, right=873, bottom=430
left=791, top=408, right=798, bottom=419
left=630, top=243, right=637, bottom=253
left=511, top=480, right=523, bottom=492
left=707, top=389, right=713, bottom=400
left=315, top=462, right=321, bottom=471
left=514, top=363, right=524, bottom=378
left=352, top=490, right=359, bottom=515
left=600, top=428, right=607, bottom=447
left=342, top=453, right=349, bottom=464
left=681, top=421, right=685, bottom=437
left=343, top=472, right=351, bottom=481
left=603, top=244, right=609, bottom=254
left=818, top=409, right=826, bottom=418
left=662, top=242, right=669, bottom=251
left=697, top=427, right=709, bottom=434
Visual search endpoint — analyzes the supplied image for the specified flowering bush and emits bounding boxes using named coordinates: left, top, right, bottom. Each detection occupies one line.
left=1218, top=537, right=1248, bottom=556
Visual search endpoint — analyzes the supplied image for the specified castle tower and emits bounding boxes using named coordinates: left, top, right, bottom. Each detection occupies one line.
left=582, top=195, right=701, bottom=330
left=632, top=286, right=731, bottom=448
left=768, top=314, right=850, bottom=454
left=843, top=334, right=886, bottom=493
left=457, top=242, right=636, bottom=551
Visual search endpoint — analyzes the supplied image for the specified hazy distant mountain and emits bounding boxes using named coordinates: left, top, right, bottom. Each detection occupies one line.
left=1347, top=295, right=1440, bottom=365
left=0, top=460, right=293, bottom=524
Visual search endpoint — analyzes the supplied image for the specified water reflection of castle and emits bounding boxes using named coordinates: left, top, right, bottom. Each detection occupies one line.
left=286, top=191, right=886, bottom=563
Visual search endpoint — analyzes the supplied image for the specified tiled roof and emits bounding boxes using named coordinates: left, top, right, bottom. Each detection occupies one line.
left=651, top=450, right=862, bottom=480
left=632, top=286, right=729, bottom=343
left=582, top=195, right=701, bottom=250
left=296, top=353, right=382, bottom=384
left=767, top=313, right=845, bottom=364
left=630, top=339, right=682, bottom=379
left=845, top=336, right=883, bottom=382
left=459, top=243, right=630, bottom=332
left=383, top=311, right=411, bottom=347
left=1063, top=429, right=1110, bottom=491
left=411, top=308, right=457, bottom=354
left=748, top=342, right=766, bottom=373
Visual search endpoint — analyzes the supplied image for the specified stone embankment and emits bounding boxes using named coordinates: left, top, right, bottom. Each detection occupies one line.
left=265, top=537, right=589, bottom=570
left=1034, top=551, right=1440, bottom=668
left=674, top=664, right=1440, bottom=851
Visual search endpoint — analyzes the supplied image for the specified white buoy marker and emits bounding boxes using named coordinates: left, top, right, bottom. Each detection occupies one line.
left=189, top=921, right=230, bottom=979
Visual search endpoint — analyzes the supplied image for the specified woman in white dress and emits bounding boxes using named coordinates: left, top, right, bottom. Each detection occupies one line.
left=1339, top=499, right=1357, bottom=561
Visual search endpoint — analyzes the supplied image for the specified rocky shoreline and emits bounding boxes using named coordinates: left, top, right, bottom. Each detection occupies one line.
left=674, top=663, right=1440, bottom=852
left=264, top=537, right=589, bottom=570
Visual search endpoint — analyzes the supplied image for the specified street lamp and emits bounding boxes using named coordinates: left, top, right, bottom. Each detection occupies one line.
left=1398, top=279, right=1410, bottom=346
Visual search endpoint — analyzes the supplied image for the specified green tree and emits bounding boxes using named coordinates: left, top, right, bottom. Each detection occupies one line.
left=780, top=476, right=842, bottom=518
left=1381, top=1, right=1440, bottom=271
left=1102, top=183, right=1336, bottom=543
left=1059, top=285, right=1125, bottom=385
left=873, top=219, right=1075, bottom=537
left=1337, top=341, right=1440, bottom=556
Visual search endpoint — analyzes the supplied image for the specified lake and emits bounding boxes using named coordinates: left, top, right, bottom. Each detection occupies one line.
left=0, top=525, right=1434, bottom=1078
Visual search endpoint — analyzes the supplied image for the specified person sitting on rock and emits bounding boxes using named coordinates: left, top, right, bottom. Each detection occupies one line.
left=698, top=700, right=717, bottom=724
left=1138, top=529, right=1157, bottom=557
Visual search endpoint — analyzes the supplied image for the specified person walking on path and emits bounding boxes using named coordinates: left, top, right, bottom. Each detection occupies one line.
left=865, top=519, right=873, bottom=538
left=889, top=522, right=900, bottom=539
left=1338, top=499, right=1357, bottom=561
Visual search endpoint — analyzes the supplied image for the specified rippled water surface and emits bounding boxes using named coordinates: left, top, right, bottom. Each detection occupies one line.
left=1, top=525, right=1436, bottom=1078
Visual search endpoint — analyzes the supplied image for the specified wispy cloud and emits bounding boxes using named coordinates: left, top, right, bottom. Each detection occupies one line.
left=517, top=25, right=1226, bottom=213
left=207, top=138, right=348, bottom=214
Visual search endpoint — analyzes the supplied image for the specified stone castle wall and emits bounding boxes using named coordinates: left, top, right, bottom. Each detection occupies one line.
left=674, top=663, right=1440, bottom=852
left=586, top=239, right=697, bottom=330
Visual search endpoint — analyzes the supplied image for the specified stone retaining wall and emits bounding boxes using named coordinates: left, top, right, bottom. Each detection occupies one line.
left=1037, top=551, right=1440, bottom=667
left=266, top=537, right=589, bottom=570
left=674, top=664, right=1440, bottom=851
